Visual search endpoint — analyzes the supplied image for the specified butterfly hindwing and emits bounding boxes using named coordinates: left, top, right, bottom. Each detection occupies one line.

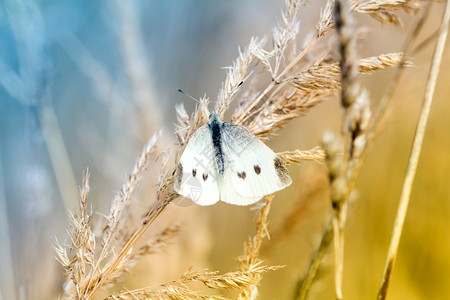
left=219, top=168, right=262, bottom=205
left=174, top=124, right=220, bottom=206
left=220, top=123, right=292, bottom=200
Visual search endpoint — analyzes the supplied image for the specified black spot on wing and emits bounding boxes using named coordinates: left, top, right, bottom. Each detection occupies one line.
left=274, top=157, right=290, bottom=185
left=254, top=165, right=261, bottom=175
left=202, top=173, right=208, bottom=181
left=176, top=163, right=183, bottom=186
left=237, top=171, right=246, bottom=179
left=192, top=169, right=197, bottom=177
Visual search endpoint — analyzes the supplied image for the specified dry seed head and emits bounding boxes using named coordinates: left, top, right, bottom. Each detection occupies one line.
left=334, top=0, right=360, bottom=108
left=252, top=44, right=275, bottom=71
left=353, top=0, right=423, bottom=26
left=323, top=131, right=348, bottom=205
left=199, top=97, right=211, bottom=122
left=323, top=131, right=345, bottom=177
left=242, top=87, right=326, bottom=140
left=277, top=147, right=326, bottom=165
left=289, top=53, right=405, bottom=96
left=175, top=97, right=210, bottom=151
left=359, top=53, right=409, bottom=73
left=109, top=285, right=223, bottom=300
left=174, top=103, right=190, bottom=144
left=351, top=89, right=371, bottom=132
left=190, top=264, right=283, bottom=291
left=57, top=170, right=100, bottom=298
left=55, top=240, right=71, bottom=268
left=318, top=0, right=335, bottom=37
left=103, top=130, right=162, bottom=247
left=330, top=177, right=348, bottom=208
left=215, top=37, right=266, bottom=117
left=273, top=0, right=301, bottom=54
left=131, top=224, right=181, bottom=260
left=349, top=89, right=372, bottom=160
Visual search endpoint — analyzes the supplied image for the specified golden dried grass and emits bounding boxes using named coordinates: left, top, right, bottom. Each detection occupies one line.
left=55, top=0, right=445, bottom=299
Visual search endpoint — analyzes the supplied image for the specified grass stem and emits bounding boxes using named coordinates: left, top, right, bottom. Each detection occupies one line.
left=377, top=1, right=450, bottom=298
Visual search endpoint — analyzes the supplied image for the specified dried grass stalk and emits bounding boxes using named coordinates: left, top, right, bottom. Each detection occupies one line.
left=109, top=264, right=282, bottom=299
left=328, top=0, right=361, bottom=298
left=56, top=132, right=164, bottom=299
left=378, top=0, right=450, bottom=298
left=55, top=170, right=95, bottom=299
left=296, top=1, right=433, bottom=299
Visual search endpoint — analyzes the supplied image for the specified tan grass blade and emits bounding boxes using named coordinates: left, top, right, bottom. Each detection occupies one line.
left=377, top=0, right=450, bottom=298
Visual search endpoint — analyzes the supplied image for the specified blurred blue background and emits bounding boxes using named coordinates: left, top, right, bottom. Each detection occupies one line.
left=0, top=1, right=284, bottom=298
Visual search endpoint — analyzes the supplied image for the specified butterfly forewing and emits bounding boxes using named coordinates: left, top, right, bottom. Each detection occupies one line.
left=174, top=125, right=220, bottom=205
left=220, top=123, right=292, bottom=200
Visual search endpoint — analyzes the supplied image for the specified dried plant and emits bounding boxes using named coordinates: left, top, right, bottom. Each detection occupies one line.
left=54, top=0, right=441, bottom=299
left=297, top=1, right=445, bottom=300
left=352, top=0, right=423, bottom=26
left=378, top=1, right=450, bottom=299
left=109, top=264, right=281, bottom=300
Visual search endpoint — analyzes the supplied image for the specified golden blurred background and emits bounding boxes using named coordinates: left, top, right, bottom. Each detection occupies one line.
left=0, top=0, right=449, bottom=299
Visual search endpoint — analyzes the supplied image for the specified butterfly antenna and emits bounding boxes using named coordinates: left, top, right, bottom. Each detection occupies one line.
left=228, top=81, right=244, bottom=100
left=229, top=80, right=244, bottom=102
left=178, top=89, right=201, bottom=104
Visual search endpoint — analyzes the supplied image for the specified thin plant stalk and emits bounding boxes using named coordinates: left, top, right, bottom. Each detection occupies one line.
left=296, top=221, right=333, bottom=300
left=377, top=0, right=450, bottom=299
left=332, top=0, right=360, bottom=298
left=294, top=4, right=433, bottom=299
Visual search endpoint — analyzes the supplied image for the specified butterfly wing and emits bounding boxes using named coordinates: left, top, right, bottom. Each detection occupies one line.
left=220, top=123, right=292, bottom=202
left=219, top=168, right=262, bottom=205
left=174, top=124, right=220, bottom=206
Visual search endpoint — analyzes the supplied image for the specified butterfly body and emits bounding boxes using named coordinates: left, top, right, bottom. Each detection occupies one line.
left=174, top=112, right=292, bottom=206
left=209, top=113, right=226, bottom=176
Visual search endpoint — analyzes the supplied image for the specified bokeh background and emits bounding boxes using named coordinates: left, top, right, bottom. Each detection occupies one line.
left=0, top=0, right=449, bottom=299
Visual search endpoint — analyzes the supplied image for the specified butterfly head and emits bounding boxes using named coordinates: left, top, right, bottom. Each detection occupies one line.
left=209, top=111, right=222, bottom=125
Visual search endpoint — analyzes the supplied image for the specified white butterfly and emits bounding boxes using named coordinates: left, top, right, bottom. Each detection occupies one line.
left=174, top=112, right=292, bottom=206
